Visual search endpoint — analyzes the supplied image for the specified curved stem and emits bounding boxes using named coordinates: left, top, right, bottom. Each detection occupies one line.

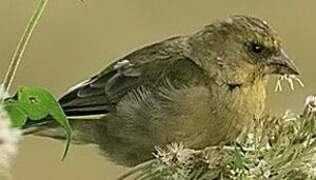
left=1, top=0, right=48, bottom=103
left=116, top=160, right=155, bottom=180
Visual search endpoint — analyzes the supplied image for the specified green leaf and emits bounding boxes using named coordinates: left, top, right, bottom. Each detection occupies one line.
left=232, top=149, right=247, bottom=170
left=3, top=100, right=27, bottom=128
left=17, top=87, right=50, bottom=120
left=19, top=87, right=72, bottom=160
left=4, top=86, right=72, bottom=160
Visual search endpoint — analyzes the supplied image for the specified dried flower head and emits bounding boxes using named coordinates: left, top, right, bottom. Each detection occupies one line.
left=0, top=85, right=22, bottom=179
left=274, top=74, right=304, bottom=92
left=153, top=143, right=210, bottom=179
left=305, top=95, right=316, bottom=112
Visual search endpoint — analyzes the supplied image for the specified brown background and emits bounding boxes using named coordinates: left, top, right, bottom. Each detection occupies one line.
left=0, top=0, right=315, bottom=179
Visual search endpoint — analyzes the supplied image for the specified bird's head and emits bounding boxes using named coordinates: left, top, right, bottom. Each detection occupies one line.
left=188, top=15, right=299, bottom=85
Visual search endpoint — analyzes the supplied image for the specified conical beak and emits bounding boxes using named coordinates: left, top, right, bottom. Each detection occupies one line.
left=265, top=49, right=300, bottom=75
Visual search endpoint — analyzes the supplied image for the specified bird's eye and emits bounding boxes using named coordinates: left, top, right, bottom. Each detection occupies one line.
left=250, top=43, right=265, bottom=55
left=245, top=41, right=270, bottom=59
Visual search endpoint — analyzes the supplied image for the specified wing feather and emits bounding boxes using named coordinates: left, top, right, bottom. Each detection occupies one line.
left=58, top=37, right=207, bottom=117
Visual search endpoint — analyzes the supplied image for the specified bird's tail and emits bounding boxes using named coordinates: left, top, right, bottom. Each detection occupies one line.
left=23, top=114, right=110, bottom=145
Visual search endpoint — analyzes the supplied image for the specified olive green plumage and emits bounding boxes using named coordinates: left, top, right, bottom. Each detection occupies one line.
left=34, top=15, right=299, bottom=166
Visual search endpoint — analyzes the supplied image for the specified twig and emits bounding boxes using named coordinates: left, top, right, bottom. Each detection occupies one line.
left=1, top=0, right=48, bottom=103
left=116, top=159, right=155, bottom=180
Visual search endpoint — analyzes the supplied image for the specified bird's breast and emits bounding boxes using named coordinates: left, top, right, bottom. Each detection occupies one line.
left=204, top=78, right=267, bottom=145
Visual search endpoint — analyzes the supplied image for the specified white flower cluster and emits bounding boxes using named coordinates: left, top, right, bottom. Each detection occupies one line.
left=0, top=85, right=22, bottom=179
left=305, top=95, right=316, bottom=112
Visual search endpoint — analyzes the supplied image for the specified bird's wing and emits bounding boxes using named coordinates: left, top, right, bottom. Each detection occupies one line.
left=59, top=53, right=206, bottom=117
left=58, top=36, right=209, bottom=117
left=58, top=59, right=146, bottom=116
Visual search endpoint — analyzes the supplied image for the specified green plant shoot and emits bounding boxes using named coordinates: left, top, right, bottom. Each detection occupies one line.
left=232, top=148, right=248, bottom=171
left=3, top=86, right=72, bottom=160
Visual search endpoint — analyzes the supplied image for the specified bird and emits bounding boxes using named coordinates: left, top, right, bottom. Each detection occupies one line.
left=31, top=15, right=299, bottom=167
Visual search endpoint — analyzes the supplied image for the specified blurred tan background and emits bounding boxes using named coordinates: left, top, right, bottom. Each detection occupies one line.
left=0, top=0, right=315, bottom=179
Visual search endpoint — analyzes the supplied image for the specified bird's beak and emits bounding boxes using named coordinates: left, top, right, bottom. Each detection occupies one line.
left=265, top=49, right=300, bottom=75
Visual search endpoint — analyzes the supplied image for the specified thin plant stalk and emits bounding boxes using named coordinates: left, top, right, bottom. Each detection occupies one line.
left=117, top=160, right=155, bottom=180
left=1, top=0, right=48, bottom=103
